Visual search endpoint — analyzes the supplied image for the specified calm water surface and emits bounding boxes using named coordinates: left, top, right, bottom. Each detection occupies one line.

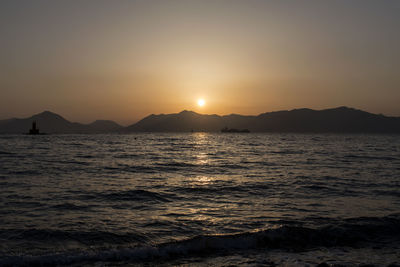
left=0, top=133, right=399, bottom=266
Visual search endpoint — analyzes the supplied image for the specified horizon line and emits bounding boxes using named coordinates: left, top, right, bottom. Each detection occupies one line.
left=1, top=106, right=397, bottom=127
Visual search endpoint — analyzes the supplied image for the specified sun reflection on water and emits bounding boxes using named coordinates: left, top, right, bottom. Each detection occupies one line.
left=190, top=175, right=214, bottom=186
left=196, top=152, right=209, bottom=165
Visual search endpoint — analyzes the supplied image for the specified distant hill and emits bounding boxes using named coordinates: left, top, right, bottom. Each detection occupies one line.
left=1, top=107, right=400, bottom=134
left=86, top=120, right=122, bottom=133
left=125, top=107, right=400, bottom=133
left=0, top=111, right=123, bottom=134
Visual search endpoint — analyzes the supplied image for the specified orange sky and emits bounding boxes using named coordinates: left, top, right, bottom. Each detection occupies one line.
left=1, top=1, right=399, bottom=125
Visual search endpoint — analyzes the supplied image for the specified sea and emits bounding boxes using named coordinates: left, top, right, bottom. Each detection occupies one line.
left=0, top=133, right=399, bottom=266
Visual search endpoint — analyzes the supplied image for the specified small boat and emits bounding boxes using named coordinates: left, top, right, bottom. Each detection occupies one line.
left=221, top=127, right=250, bottom=133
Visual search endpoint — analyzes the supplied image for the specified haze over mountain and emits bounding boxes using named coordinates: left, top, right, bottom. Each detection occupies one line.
left=1, top=107, right=400, bottom=134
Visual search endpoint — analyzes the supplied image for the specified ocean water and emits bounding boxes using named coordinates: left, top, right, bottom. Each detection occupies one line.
left=0, top=133, right=399, bottom=266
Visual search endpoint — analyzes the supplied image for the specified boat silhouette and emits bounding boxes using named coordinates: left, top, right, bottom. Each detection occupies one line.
left=27, top=121, right=46, bottom=135
left=221, top=127, right=250, bottom=133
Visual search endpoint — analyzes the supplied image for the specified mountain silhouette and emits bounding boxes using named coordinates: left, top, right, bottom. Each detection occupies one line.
left=125, top=107, right=400, bottom=133
left=0, top=111, right=122, bottom=134
left=1, top=107, right=399, bottom=134
left=125, top=110, right=229, bottom=132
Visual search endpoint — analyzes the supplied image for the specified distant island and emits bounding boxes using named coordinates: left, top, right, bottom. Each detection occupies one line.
left=0, top=107, right=400, bottom=134
left=124, top=107, right=400, bottom=133
left=0, top=111, right=122, bottom=134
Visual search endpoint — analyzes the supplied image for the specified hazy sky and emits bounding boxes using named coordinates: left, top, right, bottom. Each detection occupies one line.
left=1, top=0, right=399, bottom=124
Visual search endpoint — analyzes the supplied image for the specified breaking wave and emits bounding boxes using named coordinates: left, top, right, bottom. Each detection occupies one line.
left=1, top=214, right=399, bottom=266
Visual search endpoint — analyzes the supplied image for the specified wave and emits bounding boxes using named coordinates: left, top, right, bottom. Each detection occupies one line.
left=81, top=189, right=177, bottom=203
left=0, top=228, right=147, bottom=245
left=50, top=203, right=92, bottom=211
left=344, top=154, right=398, bottom=161
left=9, top=170, right=41, bottom=176
left=172, top=182, right=271, bottom=196
left=102, top=161, right=250, bottom=174
left=372, top=189, right=400, bottom=198
left=269, top=149, right=305, bottom=155
left=113, top=153, right=142, bottom=159
left=1, top=214, right=399, bottom=266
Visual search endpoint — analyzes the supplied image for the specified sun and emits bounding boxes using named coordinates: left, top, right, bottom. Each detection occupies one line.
left=197, top=99, right=205, bottom=107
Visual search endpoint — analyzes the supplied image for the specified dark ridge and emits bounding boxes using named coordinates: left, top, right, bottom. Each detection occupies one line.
left=1, top=107, right=399, bottom=133
left=125, top=107, right=400, bottom=133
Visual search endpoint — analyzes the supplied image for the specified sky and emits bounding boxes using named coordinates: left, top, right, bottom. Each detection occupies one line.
left=1, top=0, right=399, bottom=125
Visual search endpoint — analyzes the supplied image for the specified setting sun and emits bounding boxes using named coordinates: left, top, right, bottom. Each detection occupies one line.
left=197, top=99, right=205, bottom=107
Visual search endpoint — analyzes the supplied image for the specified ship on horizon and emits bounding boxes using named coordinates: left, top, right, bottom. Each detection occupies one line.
left=221, top=127, right=250, bottom=133
left=27, top=121, right=46, bottom=135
